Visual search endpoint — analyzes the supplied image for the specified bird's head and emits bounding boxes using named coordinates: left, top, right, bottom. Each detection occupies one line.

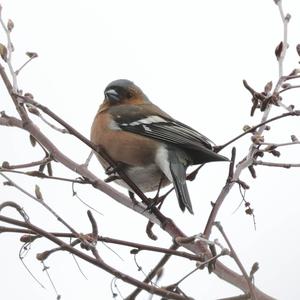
left=103, top=79, right=149, bottom=106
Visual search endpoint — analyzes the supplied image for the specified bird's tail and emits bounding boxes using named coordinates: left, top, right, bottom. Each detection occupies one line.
left=169, top=152, right=194, bottom=214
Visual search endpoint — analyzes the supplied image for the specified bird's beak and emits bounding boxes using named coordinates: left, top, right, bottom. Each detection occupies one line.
left=105, top=89, right=120, bottom=102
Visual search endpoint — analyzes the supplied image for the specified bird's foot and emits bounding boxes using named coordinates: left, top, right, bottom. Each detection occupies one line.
left=105, top=162, right=125, bottom=175
left=104, top=174, right=121, bottom=183
left=128, top=191, right=139, bottom=205
left=104, top=162, right=126, bottom=182
left=144, top=194, right=166, bottom=213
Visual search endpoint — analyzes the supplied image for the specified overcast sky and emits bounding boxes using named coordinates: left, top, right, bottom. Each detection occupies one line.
left=1, top=1, right=300, bottom=299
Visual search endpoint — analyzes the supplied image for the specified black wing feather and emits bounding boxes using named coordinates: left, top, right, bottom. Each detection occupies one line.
left=119, top=117, right=228, bottom=164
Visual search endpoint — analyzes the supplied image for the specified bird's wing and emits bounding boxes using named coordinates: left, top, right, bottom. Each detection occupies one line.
left=120, top=117, right=213, bottom=150
left=111, top=104, right=227, bottom=162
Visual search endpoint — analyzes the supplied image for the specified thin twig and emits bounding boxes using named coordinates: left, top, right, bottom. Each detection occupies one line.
left=214, top=222, right=257, bottom=300
left=174, top=251, right=227, bottom=287
left=0, top=12, right=17, bottom=88
left=279, top=84, right=300, bottom=94
left=19, top=243, right=46, bottom=289
left=0, top=226, right=204, bottom=262
left=42, top=261, right=61, bottom=299
left=0, top=201, right=29, bottom=221
left=276, top=0, right=290, bottom=77
left=1, top=156, right=52, bottom=170
left=253, top=160, right=300, bottom=168
left=27, top=102, right=69, bottom=133
left=1, top=168, right=90, bottom=184
left=0, top=214, right=193, bottom=300
left=125, top=243, right=179, bottom=300
left=15, top=53, right=38, bottom=75
left=216, top=294, right=250, bottom=300
left=0, top=172, right=82, bottom=239
left=216, top=111, right=300, bottom=151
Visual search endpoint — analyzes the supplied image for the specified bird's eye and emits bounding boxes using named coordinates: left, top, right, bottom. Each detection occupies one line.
left=127, top=92, right=133, bottom=98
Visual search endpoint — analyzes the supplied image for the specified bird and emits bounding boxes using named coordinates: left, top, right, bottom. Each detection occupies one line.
left=90, top=79, right=228, bottom=214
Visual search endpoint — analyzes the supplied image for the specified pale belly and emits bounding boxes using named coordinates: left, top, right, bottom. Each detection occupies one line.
left=95, top=153, right=170, bottom=193
left=114, top=164, right=170, bottom=192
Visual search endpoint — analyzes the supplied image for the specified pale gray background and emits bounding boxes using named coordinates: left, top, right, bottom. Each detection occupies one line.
left=0, top=1, right=300, bottom=299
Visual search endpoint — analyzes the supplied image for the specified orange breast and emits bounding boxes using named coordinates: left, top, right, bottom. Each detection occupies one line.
left=91, top=112, right=160, bottom=166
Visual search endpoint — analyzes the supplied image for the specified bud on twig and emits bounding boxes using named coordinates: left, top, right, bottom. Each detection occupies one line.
left=1, top=161, right=10, bottom=168
left=270, top=149, right=281, bottom=157
left=275, top=41, right=283, bottom=60
left=248, top=165, right=256, bottom=178
left=285, top=13, right=291, bottom=22
left=291, top=135, right=299, bottom=142
left=281, top=83, right=291, bottom=89
left=7, top=19, right=14, bottom=31
left=296, top=45, right=300, bottom=57
left=250, top=262, right=259, bottom=279
left=26, top=51, right=38, bottom=59
left=35, top=184, right=43, bottom=200
left=29, top=134, right=36, bottom=147
left=251, top=134, right=264, bottom=144
left=264, top=81, right=273, bottom=94
left=243, top=125, right=251, bottom=132
left=288, top=68, right=300, bottom=76
left=0, top=43, right=8, bottom=62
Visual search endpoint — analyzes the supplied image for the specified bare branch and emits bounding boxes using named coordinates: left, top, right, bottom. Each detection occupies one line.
left=0, top=214, right=194, bottom=300
left=214, top=222, right=257, bottom=300
left=253, top=160, right=300, bottom=168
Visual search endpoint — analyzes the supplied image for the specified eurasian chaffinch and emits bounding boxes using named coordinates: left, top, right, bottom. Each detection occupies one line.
left=91, top=79, right=227, bottom=214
